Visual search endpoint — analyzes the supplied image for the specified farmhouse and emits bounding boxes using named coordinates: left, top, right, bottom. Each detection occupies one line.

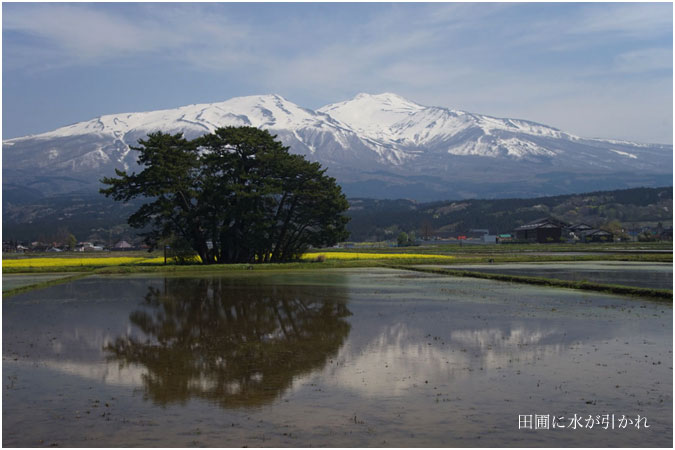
left=568, top=223, right=594, bottom=233
left=113, top=240, right=134, bottom=250
left=579, top=229, right=614, bottom=243
left=513, top=217, right=568, bottom=243
left=76, top=242, right=104, bottom=252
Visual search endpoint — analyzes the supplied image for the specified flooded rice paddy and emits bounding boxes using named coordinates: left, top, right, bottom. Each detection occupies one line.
left=433, top=262, right=673, bottom=290
left=3, top=268, right=672, bottom=447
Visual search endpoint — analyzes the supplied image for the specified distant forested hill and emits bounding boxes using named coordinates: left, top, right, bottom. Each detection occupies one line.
left=2, top=186, right=672, bottom=244
left=2, top=189, right=145, bottom=244
left=346, top=187, right=673, bottom=241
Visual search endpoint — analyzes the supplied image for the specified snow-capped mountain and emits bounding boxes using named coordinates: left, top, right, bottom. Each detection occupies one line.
left=3, top=93, right=672, bottom=200
left=320, top=93, right=568, bottom=158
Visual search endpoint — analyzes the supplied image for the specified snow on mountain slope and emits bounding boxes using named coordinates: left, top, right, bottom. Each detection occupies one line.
left=14, top=94, right=333, bottom=141
left=4, top=94, right=391, bottom=175
left=3, top=92, right=672, bottom=200
left=319, top=93, right=574, bottom=159
left=318, top=93, right=425, bottom=138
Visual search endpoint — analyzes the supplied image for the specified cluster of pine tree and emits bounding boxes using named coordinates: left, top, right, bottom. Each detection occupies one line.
left=101, top=127, right=349, bottom=264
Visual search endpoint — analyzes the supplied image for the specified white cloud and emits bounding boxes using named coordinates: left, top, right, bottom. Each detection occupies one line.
left=570, top=3, right=673, bottom=38
left=4, top=5, right=170, bottom=58
left=3, top=4, right=255, bottom=68
left=614, top=48, right=673, bottom=73
left=3, top=2, right=672, bottom=143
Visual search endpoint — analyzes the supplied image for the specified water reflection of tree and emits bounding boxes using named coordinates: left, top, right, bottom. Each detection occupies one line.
left=105, top=277, right=351, bottom=408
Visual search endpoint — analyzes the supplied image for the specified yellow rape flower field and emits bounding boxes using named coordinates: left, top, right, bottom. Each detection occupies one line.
left=3, top=251, right=453, bottom=273
left=2, top=256, right=166, bottom=270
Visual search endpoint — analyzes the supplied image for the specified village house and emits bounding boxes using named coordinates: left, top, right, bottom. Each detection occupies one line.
left=112, top=240, right=134, bottom=251
left=568, top=223, right=594, bottom=233
left=567, top=223, right=594, bottom=242
left=578, top=228, right=614, bottom=243
left=513, top=217, right=568, bottom=243
left=76, top=242, right=104, bottom=252
left=2, top=241, right=28, bottom=253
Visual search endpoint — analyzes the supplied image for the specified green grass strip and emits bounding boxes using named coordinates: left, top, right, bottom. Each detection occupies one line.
left=90, top=259, right=393, bottom=274
left=4, top=253, right=670, bottom=275
left=394, top=265, right=673, bottom=302
left=2, top=273, right=91, bottom=299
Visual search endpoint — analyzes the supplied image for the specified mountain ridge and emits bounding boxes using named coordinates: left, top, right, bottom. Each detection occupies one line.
left=3, top=186, right=671, bottom=244
left=3, top=92, right=672, bottom=201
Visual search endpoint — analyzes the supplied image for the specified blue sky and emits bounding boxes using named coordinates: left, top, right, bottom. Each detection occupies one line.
left=2, top=2, right=673, bottom=143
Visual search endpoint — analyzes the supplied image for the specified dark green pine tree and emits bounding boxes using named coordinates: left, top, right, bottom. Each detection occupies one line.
left=100, top=132, right=214, bottom=263
left=101, top=127, right=350, bottom=264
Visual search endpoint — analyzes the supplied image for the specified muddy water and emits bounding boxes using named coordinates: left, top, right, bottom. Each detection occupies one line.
left=2, top=268, right=672, bottom=447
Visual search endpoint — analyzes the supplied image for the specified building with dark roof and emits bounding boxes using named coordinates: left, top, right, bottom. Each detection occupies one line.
left=568, top=223, right=594, bottom=233
left=513, top=217, right=568, bottom=243
left=579, top=229, right=614, bottom=243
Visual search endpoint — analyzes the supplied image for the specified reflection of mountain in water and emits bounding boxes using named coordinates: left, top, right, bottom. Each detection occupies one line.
left=105, top=277, right=351, bottom=408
